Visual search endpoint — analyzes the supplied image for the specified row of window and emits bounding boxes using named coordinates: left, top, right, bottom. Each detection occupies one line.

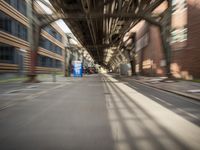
left=0, top=44, right=16, bottom=64
left=44, top=26, right=62, bottom=42
left=0, top=11, right=28, bottom=41
left=0, top=45, right=62, bottom=68
left=39, top=36, right=63, bottom=55
left=172, top=0, right=187, bottom=14
left=37, top=55, right=62, bottom=68
left=171, top=27, right=187, bottom=43
left=4, top=0, right=27, bottom=16
left=0, top=42, right=62, bottom=70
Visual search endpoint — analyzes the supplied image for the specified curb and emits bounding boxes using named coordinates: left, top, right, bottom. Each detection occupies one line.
left=132, top=79, right=200, bottom=102
left=0, top=79, right=24, bottom=84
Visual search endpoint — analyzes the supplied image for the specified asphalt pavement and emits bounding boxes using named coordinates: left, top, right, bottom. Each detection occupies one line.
left=112, top=75, right=200, bottom=126
left=0, top=74, right=199, bottom=150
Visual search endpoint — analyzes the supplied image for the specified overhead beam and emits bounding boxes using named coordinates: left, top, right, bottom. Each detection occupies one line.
left=145, top=0, right=165, bottom=12
left=85, top=44, right=111, bottom=48
left=40, top=12, right=162, bottom=25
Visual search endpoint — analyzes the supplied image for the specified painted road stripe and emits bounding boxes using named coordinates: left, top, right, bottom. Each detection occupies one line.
left=151, top=95, right=200, bottom=120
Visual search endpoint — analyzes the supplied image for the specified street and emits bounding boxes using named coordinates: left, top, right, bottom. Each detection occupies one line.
left=112, top=75, right=200, bottom=126
left=0, top=74, right=200, bottom=150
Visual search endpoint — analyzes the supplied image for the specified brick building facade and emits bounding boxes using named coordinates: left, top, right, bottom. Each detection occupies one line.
left=134, top=0, right=200, bottom=79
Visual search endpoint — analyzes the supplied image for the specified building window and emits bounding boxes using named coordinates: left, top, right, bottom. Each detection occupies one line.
left=171, top=26, right=187, bottom=43
left=44, top=26, right=62, bottom=42
left=56, top=60, right=62, bottom=68
left=0, top=44, right=16, bottom=64
left=172, top=0, right=187, bottom=14
left=4, top=0, right=27, bottom=16
left=0, top=11, right=28, bottom=41
left=171, top=0, right=187, bottom=44
left=21, top=26, right=28, bottom=40
left=55, top=46, right=62, bottom=55
left=39, top=36, right=63, bottom=55
left=37, top=55, right=62, bottom=68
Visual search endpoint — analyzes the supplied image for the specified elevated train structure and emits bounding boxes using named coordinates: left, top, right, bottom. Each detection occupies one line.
left=0, top=0, right=200, bottom=79
left=49, top=0, right=200, bottom=79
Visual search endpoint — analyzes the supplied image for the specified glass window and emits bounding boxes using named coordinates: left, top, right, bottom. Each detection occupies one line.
left=10, top=0, right=18, bottom=9
left=171, top=26, right=187, bottom=43
left=4, top=0, right=10, bottom=3
left=18, top=0, right=27, bottom=16
left=44, top=26, right=51, bottom=34
left=51, top=43, right=55, bottom=52
left=39, top=36, right=63, bottom=55
left=4, top=0, right=27, bottom=16
left=0, top=44, right=15, bottom=64
left=4, top=16, right=12, bottom=33
left=37, top=55, right=62, bottom=68
left=11, top=20, right=17, bottom=36
left=172, top=0, right=187, bottom=14
left=56, top=46, right=62, bottom=55
left=17, top=22, right=21, bottom=38
left=42, top=56, right=46, bottom=66
left=0, top=11, right=4, bottom=30
left=0, top=11, right=28, bottom=41
left=18, top=22, right=26, bottom=40
left=56, top=60, right=62, bottom=68
left=44, top=25, right=62, bottom=42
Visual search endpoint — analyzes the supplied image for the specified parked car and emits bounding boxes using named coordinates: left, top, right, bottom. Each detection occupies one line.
left=84, top=67, right=98, bottom=74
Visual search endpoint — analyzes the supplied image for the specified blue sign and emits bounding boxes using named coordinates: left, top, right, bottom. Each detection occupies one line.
left=73, top=61, right=83, bottom=77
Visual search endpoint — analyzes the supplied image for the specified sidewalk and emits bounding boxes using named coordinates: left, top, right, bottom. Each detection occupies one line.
left=0, top=74, right=80, bottom=111
left=0, top=74, right=74, bottom=84
left=113, top=74, right=200, bottom=101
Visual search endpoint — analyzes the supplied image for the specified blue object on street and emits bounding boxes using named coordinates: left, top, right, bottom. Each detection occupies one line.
left=73, top=61, right=83, bottom=77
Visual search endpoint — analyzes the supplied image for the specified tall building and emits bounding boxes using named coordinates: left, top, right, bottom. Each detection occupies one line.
left=132, top=0, right=200, bottom=79
left=0, top=0, right=66, bottom=76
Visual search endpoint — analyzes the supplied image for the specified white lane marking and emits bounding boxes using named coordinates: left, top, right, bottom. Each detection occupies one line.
left=0, top=83, right=69, bottom=110
left=176, top=108, right=200, bottom=120
left=151, top=95, right=200, bottom=120
left=128, top=84, right=138, bottom=90
left=6, top=90, right=22, bottom=94
left=130, top=80, right=200, bottom=106
left=106, top=75, right=200, bottom=122
left=0, top=103, right=16, bottom=111
left=26, top=83, right=68, bottom=100
left=151, top=95, right=172, bottom=106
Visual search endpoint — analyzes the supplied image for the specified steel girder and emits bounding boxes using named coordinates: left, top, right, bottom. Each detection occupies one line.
left=47, top=0, right=172, bottom=76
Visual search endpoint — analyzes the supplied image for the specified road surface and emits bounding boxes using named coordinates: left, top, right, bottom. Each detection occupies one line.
left=0, top=74, right=199, bottom=150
